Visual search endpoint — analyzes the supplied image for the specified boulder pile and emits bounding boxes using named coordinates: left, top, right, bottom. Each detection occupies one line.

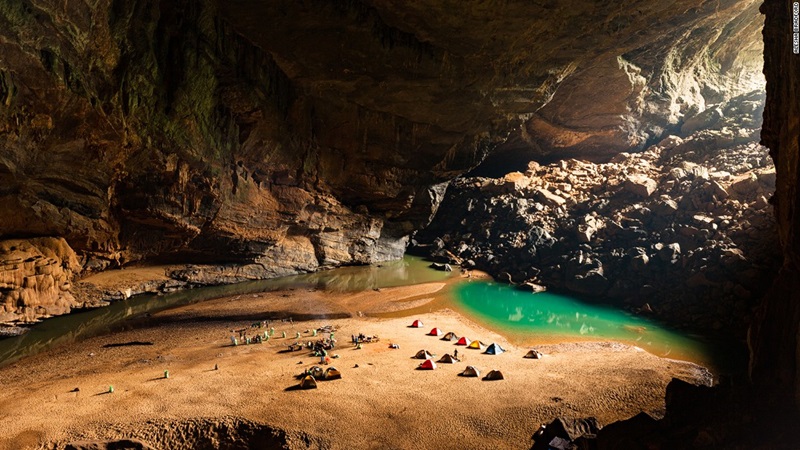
left=415, top=92, right=778, bottom=334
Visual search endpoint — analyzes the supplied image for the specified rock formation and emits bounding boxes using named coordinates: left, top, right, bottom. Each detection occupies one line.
left=0, top=237, right=81, bottom=324
left=415, top=91, right=777, bottom=334
left=0, top=0, right=766, bottom=325
left=749, top=0, right=800, bottom=407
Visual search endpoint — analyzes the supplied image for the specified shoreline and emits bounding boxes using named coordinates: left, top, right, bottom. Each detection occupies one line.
left=0, top=262, right=731, bottom=373
left=0, top=282, right=711, bottom=450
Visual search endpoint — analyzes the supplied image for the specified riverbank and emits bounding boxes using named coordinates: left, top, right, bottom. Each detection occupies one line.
left=0, top=282, right=711, bottom=450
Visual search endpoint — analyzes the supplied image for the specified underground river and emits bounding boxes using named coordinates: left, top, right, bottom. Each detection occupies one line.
left=0, top=256, right=740, bottom=375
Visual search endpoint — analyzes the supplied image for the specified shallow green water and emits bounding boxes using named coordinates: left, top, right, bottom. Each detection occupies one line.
left=454, top=281, right=719, bottom=367
left=1, top=257, right=739, bottom=374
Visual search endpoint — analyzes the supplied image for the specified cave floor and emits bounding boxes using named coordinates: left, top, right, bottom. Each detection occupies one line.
left=0, top=283, right=710, bottom=450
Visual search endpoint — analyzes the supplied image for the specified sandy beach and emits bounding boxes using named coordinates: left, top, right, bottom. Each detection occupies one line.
left=0, top=281, right=710, bottom=450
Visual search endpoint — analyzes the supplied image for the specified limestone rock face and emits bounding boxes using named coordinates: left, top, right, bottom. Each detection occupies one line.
left=749, top=0, right=800, bottom=407
left=0, top=0, right=766, bottom=324
left=0, top=238, right=81, bottom=324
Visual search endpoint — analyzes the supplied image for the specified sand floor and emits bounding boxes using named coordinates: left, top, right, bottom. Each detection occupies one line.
left=0, top=282, right=710, bottom=450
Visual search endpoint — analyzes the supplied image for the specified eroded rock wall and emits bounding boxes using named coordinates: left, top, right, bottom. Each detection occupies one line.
left=0, top=0, right=482, bottom=277
left=749, top=0, right=800, bottom=407
left=0, top=237, right=81, bottom=323
left=0, top=0, right=766, bottom=324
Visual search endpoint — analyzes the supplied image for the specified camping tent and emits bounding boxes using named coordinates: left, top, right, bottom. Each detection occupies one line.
left=414, top=349, right=434, bottom=360
left=455, top=336, right=471, bottom=346
left=299, top=375, right=318, bottom=389
left=419, top=359, right=437, bottom=370
left=438, top=353, right=458, bottom=364
left=461, top=366, right=480, bottom=377
left=467, top=340, right=486, bottom=350
left=483, top=370, right=504, bottom=381
left=441, top=332, right=458, bottom=341
left=324, top=367, right=342, bottom=380
left=308, top=366, right=325, bottom=379
left=484, top=343, right=505, bottom=355
left=428, top=328, right=444, bottom=336
left=524, top=349, right=543, bottom=359
left=410, top=319, right=424, bottom=328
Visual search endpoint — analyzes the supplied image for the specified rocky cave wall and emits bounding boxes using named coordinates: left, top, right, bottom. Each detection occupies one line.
left=0, top=0, right=765, bottom=324
left=749, top=0, right=800, bottom=407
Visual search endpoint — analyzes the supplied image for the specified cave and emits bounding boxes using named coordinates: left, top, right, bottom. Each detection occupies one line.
left=0, top=0, right=798, bottom=448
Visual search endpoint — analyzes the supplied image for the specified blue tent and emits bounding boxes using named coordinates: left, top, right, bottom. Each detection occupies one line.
left=484, top=343, right=505, bottom=355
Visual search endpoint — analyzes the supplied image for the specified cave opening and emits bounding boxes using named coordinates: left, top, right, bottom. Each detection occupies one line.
left=0, top=0, right=797, bottom=448
left=414, top=5, right=774, bottom=374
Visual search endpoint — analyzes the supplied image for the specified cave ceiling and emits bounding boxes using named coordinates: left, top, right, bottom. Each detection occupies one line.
left=0, top=0, right=765, bottom=273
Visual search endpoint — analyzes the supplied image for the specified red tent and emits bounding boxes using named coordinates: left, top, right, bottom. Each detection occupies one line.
left=419, top=359, right=437, bottom=370
left=455, top=336, right=471, bottom=346
left=428, top=328, right=443, bottom=336
left=411, top=319, right=424, bottom=328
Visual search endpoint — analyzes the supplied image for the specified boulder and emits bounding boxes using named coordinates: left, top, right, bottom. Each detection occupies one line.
left=624, top=175, right=658, bottom=198
left=533, top=188, right=567, bottom=207
left=681, top=106, right=724, bottom=135
left=531, top=417, right=601, bottom=450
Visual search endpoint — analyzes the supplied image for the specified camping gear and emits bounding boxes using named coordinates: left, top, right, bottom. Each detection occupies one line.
left=299, top=375, right=317, bottom=389
left=308, top=366, right=325, bottom=379
left=483, top=370, right=504, bottom=380
left=438, top=353, right=458, bottom=364
left=441, top=332, right=459, bottom=341
left=524, top=349, right=543, bottom=359
left=455, top=336, right=471, bottom=346
left=484, top=343, right=505, bottom=355
left=410, top=319, right=424, bottom=328
left=414, top=349, right=434, bottom=360
left=428, top=328, right=443, bottom=336
left=461, top=366, right=480, bottom=377
left=324, top=367, right=342, bottom=380
left=467, top=340, right=486, bottom=350
left=419, top=359, right=437, bottom=370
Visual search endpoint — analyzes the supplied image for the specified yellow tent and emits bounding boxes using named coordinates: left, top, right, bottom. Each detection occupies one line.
left=467, top=340, right=486, bottom=350
left=299, top=375, right=317, bottom=389
left=324, top=367, right=342, bottom=380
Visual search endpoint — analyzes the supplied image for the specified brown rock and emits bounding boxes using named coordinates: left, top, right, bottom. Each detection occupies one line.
left=533, top=189, right=567, bottom=207
left=624, top=175, right=658, bottom=198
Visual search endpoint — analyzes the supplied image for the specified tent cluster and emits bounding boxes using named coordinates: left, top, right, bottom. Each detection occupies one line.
left=408, top=319, right=518, bottom=380
left=297, top=366, right=342, bottom=389
left=458, top=366, right=504, bottom=381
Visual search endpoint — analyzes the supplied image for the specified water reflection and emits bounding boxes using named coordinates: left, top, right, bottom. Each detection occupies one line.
left=454, top=281, right=713, bottom=364
left=0, top=256, right=450, bottom=367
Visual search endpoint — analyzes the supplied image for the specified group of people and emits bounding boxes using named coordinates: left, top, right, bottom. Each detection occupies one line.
left=351, top=333, right=379, bottom=348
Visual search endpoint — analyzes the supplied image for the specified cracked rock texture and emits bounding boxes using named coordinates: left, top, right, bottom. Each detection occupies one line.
left=0, top=0, right=764, bottom=324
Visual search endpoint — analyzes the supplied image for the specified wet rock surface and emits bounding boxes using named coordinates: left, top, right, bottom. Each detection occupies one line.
left=415, top=91, right=778, bottom=335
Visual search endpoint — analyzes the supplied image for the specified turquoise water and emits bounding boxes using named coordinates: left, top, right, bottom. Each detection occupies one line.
left=1, top=256, right=738, bottom=374
left=454, top=281, right=718, bottom=367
